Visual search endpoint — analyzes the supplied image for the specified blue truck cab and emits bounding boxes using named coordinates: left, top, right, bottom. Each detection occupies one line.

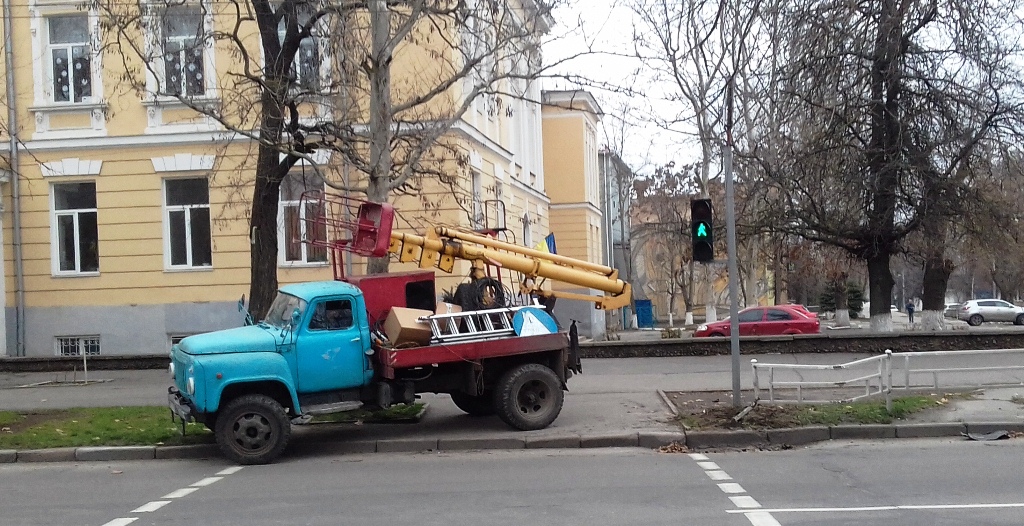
left=168, top=281, right=380, bottom=464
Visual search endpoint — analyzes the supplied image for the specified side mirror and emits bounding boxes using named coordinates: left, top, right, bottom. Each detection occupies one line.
left=238, top=295, right=254, bottom=326
left=291, top=308, right=302, bottom=327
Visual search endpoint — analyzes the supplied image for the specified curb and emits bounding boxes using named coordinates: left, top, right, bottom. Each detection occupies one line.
left=1, top=422, right=1018, bottom=463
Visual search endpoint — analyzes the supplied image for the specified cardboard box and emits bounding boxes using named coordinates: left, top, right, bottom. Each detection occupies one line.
left=434, top=302, right=463, bottom=335
left=435, top=302, right=463, bottom=315
left=383, top=307, right=434, bottom=347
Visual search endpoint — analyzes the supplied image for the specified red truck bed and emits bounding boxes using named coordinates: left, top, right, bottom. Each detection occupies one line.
left=376, top=332, right=569, bottom=378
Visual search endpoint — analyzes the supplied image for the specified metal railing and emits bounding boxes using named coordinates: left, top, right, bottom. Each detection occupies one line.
left=751, top=352, right=892, bottom=409
left=752, top=348, right=1024, bottom=411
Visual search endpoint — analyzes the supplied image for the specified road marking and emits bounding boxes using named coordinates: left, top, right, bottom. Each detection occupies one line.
left=100, top=519, right=137, bottom=526
left=730, top=496, right=762, bottom=509
left=688, top=454, right=780, bottom=526
left=131, top=501, right=171, bottom=513
left=727, top=502, right=1024, bottom=514
left=162, top=487, right=200, bottom=499
left=191, top=476, right=223, bottom=487
left=706, top=470, right=732, bottom=481
left=744, top=511, right=783, bottom=526
left=217, top=466, right=245, bottom=476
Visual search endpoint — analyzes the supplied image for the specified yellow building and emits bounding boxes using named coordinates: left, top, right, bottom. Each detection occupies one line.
left=0, top=1, right=554, bottom=356
left=541, top=90, right=607, bottom=339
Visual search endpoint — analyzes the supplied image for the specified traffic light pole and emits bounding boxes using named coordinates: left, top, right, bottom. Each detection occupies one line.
left=724, top=81, right=741, bottom=408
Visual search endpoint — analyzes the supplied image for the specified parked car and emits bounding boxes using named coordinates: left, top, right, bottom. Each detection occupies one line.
left=957, top=299, right=1024, bottom=326
left=943, top=303, right=962, bottom=319
left=693, top=305, right=820, bottom=337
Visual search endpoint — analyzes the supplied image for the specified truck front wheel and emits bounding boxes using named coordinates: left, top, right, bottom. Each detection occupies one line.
left=494, top=363, right=564, bottom=431
left=450, top=391, right=496, bottom=416
left=215, top=394, right=291, bottom=465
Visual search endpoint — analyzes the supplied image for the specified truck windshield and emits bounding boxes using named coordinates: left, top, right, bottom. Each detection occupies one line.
left=263, top=293, right=308, bottom=328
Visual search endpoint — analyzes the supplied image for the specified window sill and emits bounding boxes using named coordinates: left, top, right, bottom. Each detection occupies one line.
left=280, top=261, right=330, bottom=269
left=30, top=101, right=108, bottom=140
left=164, top=265, right=215, bottom=273
left=51, top=271, right=100, bottom=278
left=142, top=96, right=221, bottom=109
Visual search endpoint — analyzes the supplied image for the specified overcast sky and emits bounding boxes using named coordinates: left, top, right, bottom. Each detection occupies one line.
left=545, top=0, right=695, bottom=175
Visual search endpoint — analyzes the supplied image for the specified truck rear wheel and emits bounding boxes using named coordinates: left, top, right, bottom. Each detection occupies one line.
left=215, top=394, right=291, bottom=465
left=450, top=391, right=496, bottom=416
left=494, top=363, right=564, bottom=431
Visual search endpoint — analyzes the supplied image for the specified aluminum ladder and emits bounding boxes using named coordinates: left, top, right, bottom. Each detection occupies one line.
left=421, top=305, right=544, bottom=343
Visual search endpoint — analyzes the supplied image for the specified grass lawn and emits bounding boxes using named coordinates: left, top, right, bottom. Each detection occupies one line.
left=0, top=403, right=426, bottom=450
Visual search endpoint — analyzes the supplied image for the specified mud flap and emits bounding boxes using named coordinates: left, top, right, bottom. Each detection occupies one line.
left=568, top=320, right=582, bottom=376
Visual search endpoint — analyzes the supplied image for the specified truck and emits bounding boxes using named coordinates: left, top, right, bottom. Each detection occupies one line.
left=168, top=194, right=631, bottom=464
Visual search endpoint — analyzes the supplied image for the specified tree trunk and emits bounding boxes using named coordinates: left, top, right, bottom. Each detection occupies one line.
left=867, top=252, right=895, bottom=331
left=248, top=173, right=283, bottom=320
left=366, top=0, right=392, bottom=276
left=920, top=256, right=954, bottom=331
left=247, top=67, right=289, bottom=319
left=834, top=278, right=850, bottom=327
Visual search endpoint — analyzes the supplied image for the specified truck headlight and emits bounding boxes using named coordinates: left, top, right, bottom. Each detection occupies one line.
left=187, top=376, right=195, bottom=395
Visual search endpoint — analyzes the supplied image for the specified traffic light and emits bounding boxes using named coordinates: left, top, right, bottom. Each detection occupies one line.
left=691, top=198, right=714, bottom=263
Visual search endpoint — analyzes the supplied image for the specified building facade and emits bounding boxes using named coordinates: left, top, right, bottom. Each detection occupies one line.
left=541, top=90, right=607, bottom=340
left=0, top=0, right=555, bottom=356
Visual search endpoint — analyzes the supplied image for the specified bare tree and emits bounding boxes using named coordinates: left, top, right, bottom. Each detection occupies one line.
left=96, top=0, right=566, bottom=318
left=750, top=0, right=1024, bottom=331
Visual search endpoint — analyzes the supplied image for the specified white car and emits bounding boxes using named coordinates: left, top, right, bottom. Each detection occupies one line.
left=957, top=299, right=1024, bottom=326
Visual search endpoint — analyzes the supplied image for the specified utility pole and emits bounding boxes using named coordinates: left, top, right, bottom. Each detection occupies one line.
left=724, top=78, right=741, bottom=407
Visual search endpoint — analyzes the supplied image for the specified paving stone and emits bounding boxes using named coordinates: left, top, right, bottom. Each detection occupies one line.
left=0, top=450, right=16, bottom=463
left=830, top=425, right=896, bottom=440
left=154, top=444, right=220, bottom=460
left=524, top=435, right=581, bottom=449
left=686, top=430, right=766, bottom=449
left=638, top=431, right=687, bottom=449
left=580, top=433, right=639, bottom=448
left=895, top=423, right=966, bottom=438
left=76, top=446, right=155, bottom=461
left=437, top=437, right=526, bottom=451
left=17, top=448, right=77, bottom=462
left=376, top=438, right=438, bottom=453
left=767, top=426, right=830, bottom=446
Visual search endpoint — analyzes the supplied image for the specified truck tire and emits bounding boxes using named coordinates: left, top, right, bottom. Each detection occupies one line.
left=215, top=394, right=291, bottom=465
left=494, top=363, right=564, bottom=431
left=450, top=391, right=496, bottom=416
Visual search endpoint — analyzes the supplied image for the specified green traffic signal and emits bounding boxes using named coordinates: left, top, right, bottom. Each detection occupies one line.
left=695, top=222, right=709, bottom=239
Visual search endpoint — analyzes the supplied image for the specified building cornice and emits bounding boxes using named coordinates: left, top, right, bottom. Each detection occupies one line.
left=21, top=130, right=242, bottom=152
left=550, top=202, right=602, bottom=215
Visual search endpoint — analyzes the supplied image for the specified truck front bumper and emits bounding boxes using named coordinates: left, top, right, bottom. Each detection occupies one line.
left=167, top=386, right=194, bottom=423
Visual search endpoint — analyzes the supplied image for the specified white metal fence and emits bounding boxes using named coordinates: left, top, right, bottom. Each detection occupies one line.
left=751, top=348, right=1024, bottom=410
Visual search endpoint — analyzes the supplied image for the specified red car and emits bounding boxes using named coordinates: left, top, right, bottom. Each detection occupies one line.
left=692, top=305, right=820, bottom=337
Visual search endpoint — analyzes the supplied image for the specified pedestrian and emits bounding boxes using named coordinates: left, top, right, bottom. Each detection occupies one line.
left=906, top=301, right=915, bottom=324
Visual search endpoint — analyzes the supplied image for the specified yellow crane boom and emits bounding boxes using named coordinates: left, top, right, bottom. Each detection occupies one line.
left=388, top=227, right=631, bottom=311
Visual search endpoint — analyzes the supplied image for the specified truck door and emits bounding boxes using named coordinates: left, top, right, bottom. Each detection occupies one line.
left=296, top=297, right=367, bottom=393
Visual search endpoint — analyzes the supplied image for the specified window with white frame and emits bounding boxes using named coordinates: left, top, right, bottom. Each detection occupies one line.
left=279, top=171, right=327, bottom=264
left=276, top=5, right=322, bottom=91
left=56, top=336, right=100, bottom=356
left=164, top=178, right=212, bottom=268
left=47, top=15, right=92, bottom=103
left=52, top=182, right=99, bottom=274
left=161, top=5, right=206, bottom=96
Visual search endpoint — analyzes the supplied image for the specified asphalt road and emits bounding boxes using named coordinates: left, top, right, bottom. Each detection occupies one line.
left=4, top=440, right=1024, bottom=526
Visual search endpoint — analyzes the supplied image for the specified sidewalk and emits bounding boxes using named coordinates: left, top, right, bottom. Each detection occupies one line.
left=2, top=355, right=1023, bottom=463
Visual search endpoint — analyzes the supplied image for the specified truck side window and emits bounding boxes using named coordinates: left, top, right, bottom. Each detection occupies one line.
left=309, top=299, right=353, bottom=331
